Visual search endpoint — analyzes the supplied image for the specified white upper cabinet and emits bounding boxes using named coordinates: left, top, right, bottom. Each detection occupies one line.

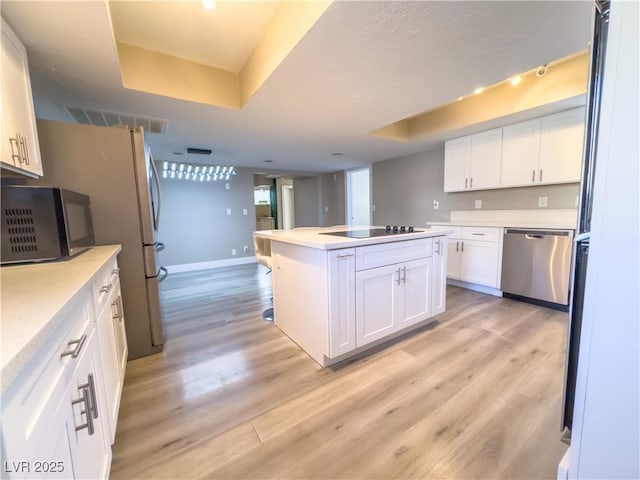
left=1, top=18, right=43, bottom=177
left=445, top=128, right=502, bottom=192
left=445, top=107, right=585, bottom=192
left=444, top=136, right=470, bottom=192
left=539, top=107, right=586, bottom=184
left=469, top=128, right=502, bottom=190
left=501, top=118, right=542, bottom=187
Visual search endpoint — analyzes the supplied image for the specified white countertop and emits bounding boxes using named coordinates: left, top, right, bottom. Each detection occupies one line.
left=428, top=221, right=576, bottom=230
left=1, top=245, right=121, bottom=392
left=254, top=226, right=450, bottom=250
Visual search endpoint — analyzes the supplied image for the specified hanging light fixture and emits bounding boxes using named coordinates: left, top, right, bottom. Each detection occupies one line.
left=161, top=147, right=236, bottom=183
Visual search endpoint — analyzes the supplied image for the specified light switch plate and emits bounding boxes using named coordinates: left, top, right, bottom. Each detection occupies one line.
left=242, top=208, right=248, bottom=215
left=226, top=208, right=232, bottom=215
left=324, top=206, right=329, bottom=213
left=538, top=196, right=548, bottom=208
left=433, top=200, right=439, bottom=210
left=231, top=249, right=236, bottom=256
left=475, top=200, right=482, bottom=209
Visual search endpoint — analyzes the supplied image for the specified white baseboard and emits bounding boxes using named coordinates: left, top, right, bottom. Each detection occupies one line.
left=448, top=279, right=503, bottom=297
left=166, top=256, right=257, bottom=273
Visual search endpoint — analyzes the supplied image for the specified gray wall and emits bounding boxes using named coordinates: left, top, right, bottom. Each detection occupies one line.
left=292, top=171, right=346, bottom=227
left=157, top=167, right=257, bottom=266
left=372, top=146, right=579, bottom=227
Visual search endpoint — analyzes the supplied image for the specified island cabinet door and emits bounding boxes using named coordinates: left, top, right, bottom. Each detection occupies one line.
left=355, top=263, right=401, bottom=347
left=431, top=237, right=448, bottom=316
left=397, top=257, right=433, bottom=329
left=328, top=249, right=356, bottom=358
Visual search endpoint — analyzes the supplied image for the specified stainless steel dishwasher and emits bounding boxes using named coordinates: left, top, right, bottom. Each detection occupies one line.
left=501, top=229, right=574, bottom=310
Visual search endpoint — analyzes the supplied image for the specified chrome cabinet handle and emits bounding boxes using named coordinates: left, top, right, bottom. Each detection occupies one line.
left=461, top=241, right=464, bottom=252
left=158, top=266, right=169, bottom=283
left=532, top=169, right=536, bottom=182
left=72, top=386, right=95, bottom=436
left=472, top=233, right=485, bottom=236
left=60, top=334, right=87, bottom=359
left=77, top=374, right=99, bottom=420
left=402, top=266, right=407, bottom=284
left=111, top=296, right=122, bottom=320
left=19, top=135, right=29, bottom=165
left=9, top=136, right=21, bottom=164
left=539, top=169, right=543, bottom=183
left=396, top=268, right=401, bottom=285
left=112, top=268, right=120, bottom=276
left=456, top=241, right=459, bottom=252
left=434, top=240, right=440, bottom=255
left=100, top=283, right=112, bottom=294
left=525, top=234, right=544, bottom=240
left=470, top=177, right=473, bottom=188
left=155, top=242, right=165, bottom=252
left=464, top=178, right=468, bottom=189
left=337, top=253, right=354, bottom=258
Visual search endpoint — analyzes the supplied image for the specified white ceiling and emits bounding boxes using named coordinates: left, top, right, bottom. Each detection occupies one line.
left=1, top=1, right=593, bottom=174
left=109, top=1, right=282, bottom=72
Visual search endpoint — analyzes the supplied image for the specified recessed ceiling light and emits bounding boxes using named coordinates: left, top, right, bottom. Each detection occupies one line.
left=172, top=151, right=184, bottom=155
left=263, top=159, right=273, bottom=163
left=202, top=0, right=215, bottom=10
left=510, top=75, right=522, bottom=86
left=331, top=152, right=343, bottom=157
left=473, top=87, right=484, bottom=95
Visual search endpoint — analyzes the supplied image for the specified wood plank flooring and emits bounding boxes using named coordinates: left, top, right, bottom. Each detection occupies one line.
left=110, top=263, right=569, bottom=479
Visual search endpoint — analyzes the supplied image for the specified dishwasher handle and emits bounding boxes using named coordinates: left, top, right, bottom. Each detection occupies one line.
left=505, top=228, right=573, bottom=237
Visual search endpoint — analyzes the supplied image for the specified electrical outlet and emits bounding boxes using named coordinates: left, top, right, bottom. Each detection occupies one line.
left=242, top=208, right=248, bottom=215
left=475, top=200, right=482, bottom=209
left=225, top=183, right=230, bottom=190
left=231, top=249, right=236, bottom=256
left=538, top=196, right=548, bottom=208
left=226, top=208, right=232, bottom=215
left=243, top=245, right=249, bottom=253
left=324, top=206, right=329, bottom=213
left=433, top=200, right=439, bottom=210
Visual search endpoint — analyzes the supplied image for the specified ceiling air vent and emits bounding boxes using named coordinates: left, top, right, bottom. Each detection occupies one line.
left=64, top=107, right=168, bottom=135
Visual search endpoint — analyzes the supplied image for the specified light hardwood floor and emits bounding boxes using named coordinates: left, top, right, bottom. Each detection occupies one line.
left=110, top=263, right=569, bottom=479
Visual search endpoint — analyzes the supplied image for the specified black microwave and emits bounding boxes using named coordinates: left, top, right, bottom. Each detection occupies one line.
left=1, top=186, right=95, bottom=264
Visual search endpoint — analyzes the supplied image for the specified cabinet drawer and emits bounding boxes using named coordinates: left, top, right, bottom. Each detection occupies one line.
left=92, top=257, right=120, bottom=316
left=461, top=226, right=501, bottom=242
left=355, top=239, right=432, bottom=271
left=430, top=225, right=462, bottom=238
left=2, top=293, right=93, bottom=457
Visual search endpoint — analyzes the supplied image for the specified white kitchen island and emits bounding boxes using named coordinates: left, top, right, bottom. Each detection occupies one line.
left=254, top=227, right=449, bottom=367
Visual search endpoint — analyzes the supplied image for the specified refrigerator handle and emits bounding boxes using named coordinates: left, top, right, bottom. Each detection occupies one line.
left=158, top=266, right=169, bottom=283
left=575, top=232, right=591, bottom=243
left=149, top=151, right=162, bottom=231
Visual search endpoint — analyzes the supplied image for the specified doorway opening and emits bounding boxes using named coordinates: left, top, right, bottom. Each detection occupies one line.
left=346, top=167, right=371, bottom=226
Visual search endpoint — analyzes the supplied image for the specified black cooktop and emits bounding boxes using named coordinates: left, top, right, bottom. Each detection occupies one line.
left=320, top=227, right=415, bottom=239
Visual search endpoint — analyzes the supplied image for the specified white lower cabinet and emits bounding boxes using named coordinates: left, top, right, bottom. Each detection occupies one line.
left=327, top=249, right=356, bottom=358
left=354, top=241, right=436, bottom=348
left=1, top=249, right=125, bottom=480
left=431, top=237, right=447, bottom=316
left=432, top=226, right=502, bottom=289
left=64, top=328, right=111, bottom=480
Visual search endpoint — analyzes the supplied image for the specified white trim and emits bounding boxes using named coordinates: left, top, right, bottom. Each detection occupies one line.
left=166, top=256, right=257, bottom=273
left=447, top=279, right=503, bottom=297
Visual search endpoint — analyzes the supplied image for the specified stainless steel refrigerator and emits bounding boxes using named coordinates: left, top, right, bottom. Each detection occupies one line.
left=31, top=119, right=166, bottom=359
left=561, top=0, right=609, bottom=439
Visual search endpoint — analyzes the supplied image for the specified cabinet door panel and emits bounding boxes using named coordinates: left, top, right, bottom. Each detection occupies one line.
left=399, top=257, right=432, bottom=328
left=67, top=331, right=111, bottom=480
left=1, top=20, right=42, bottom=176
left=459, top=240, right=500, bottom=288
left=355, top=264, right=399, bottom=347
left=431, top=237, right=447, bottom=316
left=446, top=239, right=460, bottom=279
left=501, top=118, right=541, bottom=187
left=470, top=128, right=502, bottom=190
left=328, top=249, right=356, bottom=358
left=539, top=107, right=585, bottom=184
left=444, top=136, right=471, bottom=192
